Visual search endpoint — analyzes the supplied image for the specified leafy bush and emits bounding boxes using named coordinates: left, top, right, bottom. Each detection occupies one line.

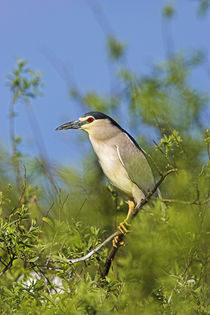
left=0, top=10, right=209, bottom=314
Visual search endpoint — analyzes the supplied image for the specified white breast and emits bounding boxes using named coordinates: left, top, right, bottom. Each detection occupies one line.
left=89, top=136, right=133, bottom=196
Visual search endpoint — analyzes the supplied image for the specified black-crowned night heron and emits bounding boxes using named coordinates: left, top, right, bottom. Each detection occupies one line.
left=56, top=112, right=156, bottom=241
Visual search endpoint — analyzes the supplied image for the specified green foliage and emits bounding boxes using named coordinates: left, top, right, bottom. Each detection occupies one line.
left=197, top=0, right=210, bottom=15
left=6, top=58, right=44, bottom=191
left=6, top=58, right=43, bottom=105
left=119, top=53, right=208, bottom=136
left=162, top=3, right=175, bottom=18
left=83, top=92, right=119, bottom=111
left=107, top=36, right=126, bottom=61
left=1, top=9, right=210, bottom=314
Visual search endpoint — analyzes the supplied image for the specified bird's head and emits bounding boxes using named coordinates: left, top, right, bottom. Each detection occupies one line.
left=56, top=112, right=121, bottom=138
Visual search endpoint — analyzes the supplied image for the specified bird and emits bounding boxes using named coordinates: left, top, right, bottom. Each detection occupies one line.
left=56, top=111, right=157, bottom=243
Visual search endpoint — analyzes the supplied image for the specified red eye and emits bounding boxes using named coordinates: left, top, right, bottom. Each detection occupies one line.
left=87, top=117, right=94, bottom=123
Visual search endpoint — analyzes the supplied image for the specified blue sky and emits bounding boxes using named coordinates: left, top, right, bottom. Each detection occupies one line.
left=0, top=0, right=209, bottom=166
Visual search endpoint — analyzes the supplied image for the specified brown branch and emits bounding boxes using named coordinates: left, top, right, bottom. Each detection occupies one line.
left=9, top=100, right=21, bottom=189
left=12, top=165, right=27, bottom=213
left=153, top=140, right=175, bottom=169
left=61, top=169, right=177, bottom=277
left=26, top=104, right=58, bottom=193
left=50, top=169, right=177, bottom=276
left=0, top=255, right=17, bottom=277
left=0, top=258, right=7, bottom=267
left=100, top=233, right=124, bottom=278
left=166, top=122, right=186, bottom=157
left=162, top=197, right=210, bottom=205
left=146, top=152, right=163, bottom=176
left=133, top=168, right=178, bottom=216
left=101, top=168, right=177, bottom=278
left=69, top=231, right=119, bottom=264
left=30, top=263, right=53, bottom=291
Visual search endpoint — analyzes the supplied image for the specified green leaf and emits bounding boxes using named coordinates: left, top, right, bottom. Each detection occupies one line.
left=42, top=217, right=54, bottom=228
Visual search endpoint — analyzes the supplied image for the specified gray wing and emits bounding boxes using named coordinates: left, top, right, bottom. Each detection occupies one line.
left=116, top=133, right=155, bottom=195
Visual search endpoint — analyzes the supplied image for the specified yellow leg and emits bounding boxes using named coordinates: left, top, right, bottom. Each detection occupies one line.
left=112, top=236, right=126, bottom=248
left=126, top=200, right=135, bottom=220
left=118, top=200, right=135, bottom=233
left=119, top=200, right=135, bottom=233
left=112, top=201, right=135, bottom=248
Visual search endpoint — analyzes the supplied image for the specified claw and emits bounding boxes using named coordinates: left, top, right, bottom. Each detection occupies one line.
left=112, top=236, right=125, bottom=248
left=118, top=220, right=132, bottom=234
left=112, top=236, right=118, bottom=248
left=113, top=200, right=134, bottom=248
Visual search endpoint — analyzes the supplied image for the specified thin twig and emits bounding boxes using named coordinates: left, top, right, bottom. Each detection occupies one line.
left=153, top=140, right=175, bottom=169
left=63, top=169, right=177, bottom=277
left=166, top=122, right=185, bottom=157
left=42, top=47, right=85, bottom=111
left=133, top=168, right=178, bottom=216
left=12, top=165, right=27, bottom=213
left=86, top=0, right=114, bottom=36
left=101, top=168, right=177, bottom=278
left=161, top=11, right=174, bottom=60
left=162, top=197, right=210, bottom=205
left=146, top=152, right=163, bottom=176
left=69, top=231, right=119, bottom=264
left=0, top=258, right=7, bottom=267
left=151, top=109, right=165, bottom=138
left=30, top=263, right=54, bottom=294
left=0, top=255, right=17, bottom=277
left=9, top=100, right=21, bottom=188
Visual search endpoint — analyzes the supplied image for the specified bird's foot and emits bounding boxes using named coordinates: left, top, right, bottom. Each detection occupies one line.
left=112, top=200, right=135, bottom=248
left=112, top=220, right=131, bottom=248
left=112, top=236, right=125, bottom=248
left=118, top=219, right=132, bottom=234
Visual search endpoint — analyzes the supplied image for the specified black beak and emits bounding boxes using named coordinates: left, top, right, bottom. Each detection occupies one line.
left=56, top=120, right=82, bottom=130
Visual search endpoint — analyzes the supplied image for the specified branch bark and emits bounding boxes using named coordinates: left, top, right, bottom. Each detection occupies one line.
left=63, top=168, right=177, bottom=277
left=69, top=231, right=119, bottom=264
left=101, top=168, right=177, bottom=278
left=0, top=255, right=17, bottom=277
